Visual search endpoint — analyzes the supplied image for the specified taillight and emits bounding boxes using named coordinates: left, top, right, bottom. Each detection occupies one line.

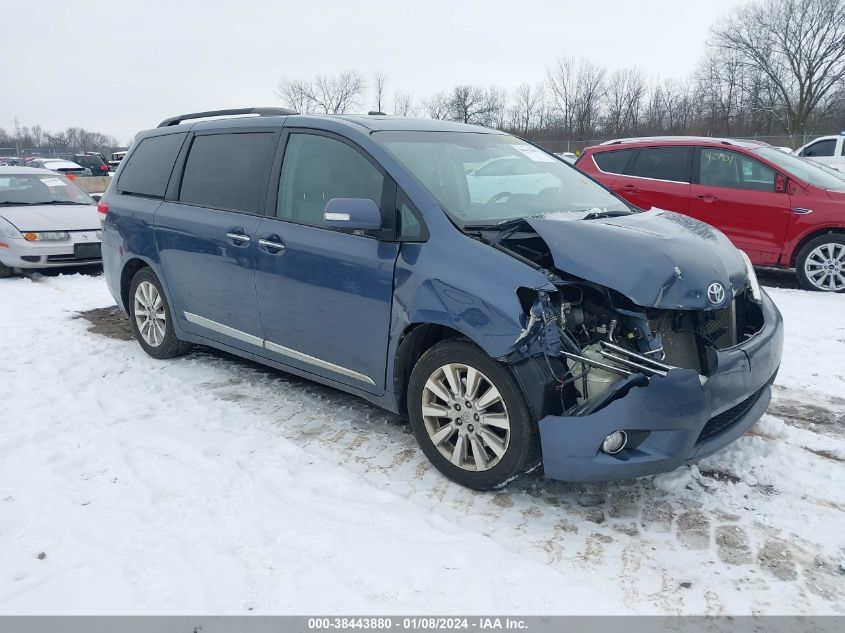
left=97, top=200, right=109, bottom=222
left=101, top=164, right=108, bottom=172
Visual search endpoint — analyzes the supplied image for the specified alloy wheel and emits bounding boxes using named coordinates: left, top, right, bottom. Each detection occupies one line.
left=804, top=242, right=845, bottom=291
left=133, top=280, right=167, bottom=347
left=421, top=363, right=511, bottom=471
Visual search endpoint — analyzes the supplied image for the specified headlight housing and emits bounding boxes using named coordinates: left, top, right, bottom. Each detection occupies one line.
left=0, top=216, right=21, bottom=239
left=23, top=231, right=70, bottom=242
left=738, top=250, right=762, bottom=302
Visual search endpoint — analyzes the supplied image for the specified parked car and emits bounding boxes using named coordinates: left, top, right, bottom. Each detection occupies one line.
left=577, top=137, right=845, bottom=292
left=26, top=158, right=90, bottom=178
left=100, top=108, right=782, bottom=490
left=466, top=156, right=561, bottom=203
left=0, top=167, right=102, bottom=277
left=109, top=150, right=128, bottom=170
left=555, top=151, right=577, bottom=163
left=794, top=134, right=845, bottom=170
left=72, top=153, right=111, bottom=175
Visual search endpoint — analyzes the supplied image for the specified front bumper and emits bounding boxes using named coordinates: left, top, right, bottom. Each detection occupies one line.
left=538, top=290, right=784, bottom=482
left=0, top=231, right=102, bottom=269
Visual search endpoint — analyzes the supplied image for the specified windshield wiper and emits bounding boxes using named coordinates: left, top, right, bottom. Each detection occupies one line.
left=581, top=209, right=632, bottom=220
left=1, top=200, right=89, bottom=206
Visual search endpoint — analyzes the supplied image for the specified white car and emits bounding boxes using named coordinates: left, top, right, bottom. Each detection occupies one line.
left=466, top=156, right=560, bottom=204
left=555, top=151, right=577, bottom=163
left=0, top=167, right=102, bottom=277
left=794, top=134, right=845, bottom=170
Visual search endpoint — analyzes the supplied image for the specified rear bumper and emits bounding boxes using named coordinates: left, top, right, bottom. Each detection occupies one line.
left=538, top=290, right=784, bottom=482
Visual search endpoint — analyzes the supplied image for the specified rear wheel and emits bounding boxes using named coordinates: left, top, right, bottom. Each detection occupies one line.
left=407, top=339, right=539, bottom=490
left=796, top=234, right=845, bottom=292
left=128, top=267, right=191, bottom=358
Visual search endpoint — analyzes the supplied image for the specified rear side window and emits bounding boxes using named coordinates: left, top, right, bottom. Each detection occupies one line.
left=118, top=133, right=186, bottom=198
left=179, top=132, right=275, bottom=213
left=699, top=148, right=776, bottom=192
left=801, top=139, right=836, bottom=157
left=592, top=149, right=634, bottom=174
left=277, top=133, right=384, bottom=227
left=629, top=147, right=691, bottom=182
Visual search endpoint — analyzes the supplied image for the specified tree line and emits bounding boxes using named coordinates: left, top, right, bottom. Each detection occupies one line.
left=276, top=0, right=845, bottom=149
left=0, top=122, right=121, bottom=157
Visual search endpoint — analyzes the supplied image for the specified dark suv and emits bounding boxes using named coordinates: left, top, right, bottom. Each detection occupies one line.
left=99, top=108, right=783, bottom=489
left=73, top=153, right=111, bottom=175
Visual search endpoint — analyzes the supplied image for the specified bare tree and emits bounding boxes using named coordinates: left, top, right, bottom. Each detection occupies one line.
left=604, top=68, right=646, bottom=137
left=393, top=91, right=416, bottom=116
left=425, top=92, right=452, bottom=119
left=710, top=0, right=845, bottom=137
left=509, top=83, right=546, bottom=135
left=373, top=72, right=388, bottom=112
left=276, top=70, right=367, bottom=114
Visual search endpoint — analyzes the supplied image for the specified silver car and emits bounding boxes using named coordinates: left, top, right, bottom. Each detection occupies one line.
left=0, top=167, right=102, bottom=277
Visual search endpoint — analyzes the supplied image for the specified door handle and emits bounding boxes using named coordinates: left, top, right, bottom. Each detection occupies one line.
left=792, top=207, right=813, bottom=215
left=697, top=194, right=718, bottom=203
left=258, top=235, right=286, bottom=253
left=618, top=184, right=638, bottom=193
left=226, top=231, right=251, bottom=245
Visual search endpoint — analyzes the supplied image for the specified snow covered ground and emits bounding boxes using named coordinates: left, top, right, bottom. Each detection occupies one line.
left=0, top=271, right=843, bottom=614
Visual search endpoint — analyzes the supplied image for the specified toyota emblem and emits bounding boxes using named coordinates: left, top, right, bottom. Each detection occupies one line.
left=707, top=282, right=726, bottom=305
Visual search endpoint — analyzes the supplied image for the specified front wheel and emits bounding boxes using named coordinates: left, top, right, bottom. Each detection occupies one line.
left=796, top=234, right=845, bottom=292
left=128, top=267, right=191, bottom=358
left=407, top=339, right=539, bottom=490
left=0, top=261, right=12, bottom=279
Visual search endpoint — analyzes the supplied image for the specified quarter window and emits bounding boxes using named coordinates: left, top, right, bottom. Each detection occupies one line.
left=277, top=133, right=384, bottom=227
left=179, top=132, right=275, bottom=213
left=118, top=132, right=186, bottom=198
left=629, top=147, right=691, bottom=182
left=801, top=139, right=836, bottom=157
left=699, top=149, right=776, bottom=192
left=592, top=149, right=634, bottom=175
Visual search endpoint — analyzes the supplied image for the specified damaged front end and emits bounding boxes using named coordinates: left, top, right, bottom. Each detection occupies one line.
left=492, top=211, right=784, bottom=481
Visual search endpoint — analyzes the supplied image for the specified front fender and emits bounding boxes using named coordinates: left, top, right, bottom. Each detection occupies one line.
left=389, top=229, right=554, bottom=361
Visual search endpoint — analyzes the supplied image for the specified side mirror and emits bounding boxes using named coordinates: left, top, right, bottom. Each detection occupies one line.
left=774, top=174, right=788, bottom=194
left=90, top=193, right=103, bottom=202
left=324, top=198, right=382, bottom=231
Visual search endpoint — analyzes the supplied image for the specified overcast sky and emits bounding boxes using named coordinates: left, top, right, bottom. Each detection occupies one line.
left=3, top=0, right=747, bottom=144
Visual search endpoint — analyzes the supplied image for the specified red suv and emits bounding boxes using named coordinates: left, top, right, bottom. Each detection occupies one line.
left=577, top=137, right=845, bottom=292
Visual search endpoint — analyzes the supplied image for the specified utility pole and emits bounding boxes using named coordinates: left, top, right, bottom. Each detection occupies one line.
left=14, top=116, right=22, bottom=158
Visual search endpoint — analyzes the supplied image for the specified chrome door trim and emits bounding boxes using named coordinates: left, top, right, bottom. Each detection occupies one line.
left=264, top=340, right=376, bottom=385
left=183, top=312, right=375, bottom=386
left=184, top=312, right=264, bottom=347
left=792, top=207, right=813, bottom=215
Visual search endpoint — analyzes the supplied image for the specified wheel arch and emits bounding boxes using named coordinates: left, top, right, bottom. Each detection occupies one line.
left=788, top=227, right=845, bottom=267
left=393, top=323, right=467, bottom=416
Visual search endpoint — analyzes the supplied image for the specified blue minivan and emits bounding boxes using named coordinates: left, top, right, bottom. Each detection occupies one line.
left=100, top=108, right=783, bottom=489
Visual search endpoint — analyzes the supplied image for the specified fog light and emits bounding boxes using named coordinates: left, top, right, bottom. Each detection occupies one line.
left=601, top=431, right=628, bottom=454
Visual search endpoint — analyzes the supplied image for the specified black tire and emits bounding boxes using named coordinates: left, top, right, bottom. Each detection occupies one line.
left=407, top=339, right=540, bottom=490
left=795, top=234, right=845, bottom=293
left=128, top=267, right=191, bottom=359
left=0, top=261, right=12, bottom=278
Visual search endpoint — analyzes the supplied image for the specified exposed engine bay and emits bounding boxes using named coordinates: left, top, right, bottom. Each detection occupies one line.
left=481, top=219, right=766, bottom=416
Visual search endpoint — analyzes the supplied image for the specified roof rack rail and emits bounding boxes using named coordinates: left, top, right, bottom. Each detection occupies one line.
left=157, top=107, right=299, bottom=128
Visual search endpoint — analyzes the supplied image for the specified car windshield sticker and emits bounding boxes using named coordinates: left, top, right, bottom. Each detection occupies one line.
left=40, top=177, right=66, bottom=187
left=512, top=144, right=556, bottom=163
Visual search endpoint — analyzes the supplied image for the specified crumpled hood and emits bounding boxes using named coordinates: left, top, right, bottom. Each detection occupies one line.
left=0, top=204, right=100, bottom=232
left=525, top=210, right=748, bottom=310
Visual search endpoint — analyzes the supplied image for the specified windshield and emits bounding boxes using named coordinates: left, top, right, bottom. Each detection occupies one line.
left=374, top=131, right=630, bottom=227
left=0, top=174, right=95, bottom=205
left=754, top=147, right=845, bottom=192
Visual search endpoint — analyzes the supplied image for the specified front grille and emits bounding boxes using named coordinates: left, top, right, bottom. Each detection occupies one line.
left=697, top=387, right=765, bottom=442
